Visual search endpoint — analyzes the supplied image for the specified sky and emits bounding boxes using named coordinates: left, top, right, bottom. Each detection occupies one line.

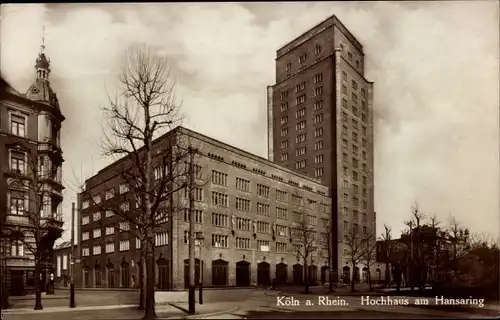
left=1, top=2, right=499, bottom=244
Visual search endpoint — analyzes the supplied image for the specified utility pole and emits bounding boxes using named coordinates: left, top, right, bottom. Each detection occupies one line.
left=70, top=202, right=76, bottom=308
left=187, top=147, right=195, bottom=314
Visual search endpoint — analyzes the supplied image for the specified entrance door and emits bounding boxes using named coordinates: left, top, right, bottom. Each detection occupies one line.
left=293, top=264, right=303, bottom=285
left=257, top=262, right=270, bottom=286
left=121, top=263, right=130, bottom=288
left=10, top=271, right=24, bottom=296
left=321, top=266, right=329, bottom=285
left=276, top=263, right=287, bottom=285
left=157, top=258, right=170, bottom=290
left=211, top=259, right=228, bottom=286
left=235, top=261, right=250, bottom=287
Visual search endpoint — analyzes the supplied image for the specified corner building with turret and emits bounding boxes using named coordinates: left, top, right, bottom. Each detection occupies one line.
left=78, top=127, right=331, bottom=290
left=267, top=14, right=376, bottom=283
left=0, top=46, right=65, bottom=300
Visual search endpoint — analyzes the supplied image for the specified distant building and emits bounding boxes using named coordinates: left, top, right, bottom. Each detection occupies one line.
left=0, top=42, right=65, bottom=299
left=53, top=241, right=75, bottom=288
left=78, top=126, right=331, bottom=290
left=267, top=14, right=376, bottom=280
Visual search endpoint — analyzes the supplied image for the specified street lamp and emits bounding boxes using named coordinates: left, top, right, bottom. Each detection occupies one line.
left=195, top=234, right=204, bottom=305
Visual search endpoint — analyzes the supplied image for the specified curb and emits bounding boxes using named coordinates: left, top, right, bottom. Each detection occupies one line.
left=160, top=306, right=240, bottom=319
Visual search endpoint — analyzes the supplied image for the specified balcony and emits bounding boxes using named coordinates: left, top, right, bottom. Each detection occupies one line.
left=4, top=214, right=30, bottom=227
left=5, top=256, right=34, bottom=268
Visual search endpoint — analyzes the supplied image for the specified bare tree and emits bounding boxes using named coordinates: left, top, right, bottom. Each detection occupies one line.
left=80, top=44, right=189, bottom=320
left=5, top=148, right=63, bottom=310
left=344, top=225, right=365, bottom=292
left=378, top=224, right=392, bottom=287
left=290, top=211, right=317, bottom=294
left=319, top=221, right=334, bottom=292
left=360, top=233, right=377, bottom=291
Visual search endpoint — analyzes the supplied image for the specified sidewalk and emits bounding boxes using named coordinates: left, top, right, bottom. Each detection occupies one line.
left=9, top=293, right=67, bottom=301
left=1, top=301, right=240, bottom=319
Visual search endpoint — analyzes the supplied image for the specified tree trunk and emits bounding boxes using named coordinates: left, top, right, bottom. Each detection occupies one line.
left=350, top=263, right=355, bottom=292
left=303, top=258, right=309, bottom=294
left=385, top=262, right=390, bottom=287
left=367, top=267, right=372, bottom=291
left=142, top=233, right=156, bottom=320
left=138, top=248, right=144, bottom=310
left=34, top=259, right=43, bottom=310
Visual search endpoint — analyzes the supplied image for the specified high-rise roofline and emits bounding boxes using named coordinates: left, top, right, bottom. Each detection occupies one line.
left=276, top=14, right=363, bottom=59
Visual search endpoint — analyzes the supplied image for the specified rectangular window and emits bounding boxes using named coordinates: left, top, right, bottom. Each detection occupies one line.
left=314, top=86, right=323, bottom=97
left=308, top=215, right=317, bottom=226
left=119, top=240, right=130, bottom=251
left=342, top=85, right=347, bottom=94
left=82, top=200, right=90, bottom=210
left=342, top=98, right=347, bottom=108
left=285, top=63, right=291, bottom=71
left=236, top=237, right=251, bottom=249
left=9, top=191, right=25, bottom=215
left=296, top=120, right=306, bottom=131
left=280, top=103, right=288, bottom=112
left=105, top=226, right=114, bottom=235
left=314, top=154, right=323, bottom=164
left=106, top=243, right=115, bottom=253
left=314, top=127, right=323, bottom=138
left=296, top=147, right=306, bottom=156
left=211, top=191, right=228, bottom=207
left=315, top=45, right=322, bottom=55
left=295, top=108, right=306, bottom=119
left=342, top=71, right=347, bottom=81
left=256, top=184, right=270, bottom=198
left=276, top=190, right=288, bottom=203
left=93, top=228, right=101, bottom=238
left=212, top=212, right=229, bottom=227
left=292, top=194, right=303, bottom=206
left=276, top=207, right=288, bottom=220
left=236, top=197, right=251, bottom=211
left=296, top=94, right=306, bottom=105
left=82, top=216, right=90, bottom=225
left=280, top=91, right=288, bottom=100
left=211, top=170, right=228, bottom=186
left=280, top=140, right=288, bottom=149
left=10, top=150, right=26, bottom=174
left=11, top=114, right=26, bottom=137
left=352, top=93, right=358, bottom=104
left=236, top=177, right=250, bottom=192
left=314, top=114, right=323, bottom=124
left=276, top=242, right=288, bottom=253
left=348, top=52, right=353, bottom=61
left=93, top=245, right=101, bottom=255
left=280, top=127, right=288, bottom=137
left=295, top=160, right=306, bottom=169
left=155, top=232, right=169, bottom=246
left=257, top=240, right=270, bottom=252
left=280, top=153, right=288, bottom=161
left=256, top=203, right=270, bottom=216
left=184, top=209, right=203, bottom=223
left=82, top=248, right=90, bottom=257
left=296, top=133, right=306, bottom=143
left=212, top=234, right=228, bottom=248
left=313, top=73, right=323, bottom=83
left=280, top=116, right=288, bottom=125
left=295, top=82, right=306, bottom=92
left=236, top=217, right=251, bottom=231
left=314, top=140, right=323, bottom=150
left=119, top=221, right=130, bottom=231
left=314, top=167, right=324, bottom=177
left=352, top=80, right=358, bottom=90
left=105, top=188, right=115, bottom=200
left=119, top=183, right=129, bottom=194
left=361, top=88, right=366, bottom=97
left=309, top=100, right=320, bottom=114
left=299, top=53, right=307, bottom=63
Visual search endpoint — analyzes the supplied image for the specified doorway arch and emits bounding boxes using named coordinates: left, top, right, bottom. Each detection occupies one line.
left=236, top=260, right=250, bottom=287
left=257, top=261, right=270, bottom=286
left=211, top=259, right=228, bottom=286
left=276, top=262, right=287, bottom=285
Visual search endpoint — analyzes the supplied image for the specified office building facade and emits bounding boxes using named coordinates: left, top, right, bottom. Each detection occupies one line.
left=78, top=127, right=331, bottom=290
left=267, top=15, right=375, bottom=280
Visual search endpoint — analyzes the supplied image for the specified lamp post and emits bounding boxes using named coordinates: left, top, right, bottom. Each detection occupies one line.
left=195, top=234, right=204, bottom=305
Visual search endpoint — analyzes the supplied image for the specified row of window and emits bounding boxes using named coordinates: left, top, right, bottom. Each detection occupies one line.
left=82, top=232, right=168, bottom=256
left=342, top=221, right=369, bottom=235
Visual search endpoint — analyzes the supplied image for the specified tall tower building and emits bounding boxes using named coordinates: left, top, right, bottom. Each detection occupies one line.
left=267, top=15, right=375, bottom=280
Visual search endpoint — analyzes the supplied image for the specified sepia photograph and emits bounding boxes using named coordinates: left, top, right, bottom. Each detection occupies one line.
left=0, top=2, right=498, bottom=319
